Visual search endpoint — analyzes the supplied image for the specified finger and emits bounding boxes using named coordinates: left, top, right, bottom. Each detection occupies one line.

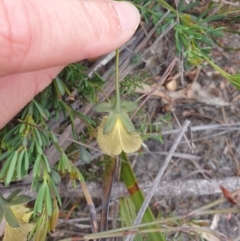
left=0, top=67, right=62, bottom=128
left=0, top=0, right=140, bottom=76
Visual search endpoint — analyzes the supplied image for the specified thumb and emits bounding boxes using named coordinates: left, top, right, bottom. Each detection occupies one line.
left=0, top=0, right=140, bottom=76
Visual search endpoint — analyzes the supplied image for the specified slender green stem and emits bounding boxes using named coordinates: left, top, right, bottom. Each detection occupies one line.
left=158, top=0, right=177, bottom=15
left=115, top=49, right=121, bottom=111
left=203, top=56, right=230, bottom=79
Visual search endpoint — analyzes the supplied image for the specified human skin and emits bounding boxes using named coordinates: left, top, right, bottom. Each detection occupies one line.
left=0, top=0, right=140, bottom=128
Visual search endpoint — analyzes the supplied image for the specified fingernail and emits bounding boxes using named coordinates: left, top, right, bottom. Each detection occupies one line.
left=112, top=1, right=140, bottom=32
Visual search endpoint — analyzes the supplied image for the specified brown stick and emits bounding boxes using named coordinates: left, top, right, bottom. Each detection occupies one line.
left=3, top=176, right=240, bottom=200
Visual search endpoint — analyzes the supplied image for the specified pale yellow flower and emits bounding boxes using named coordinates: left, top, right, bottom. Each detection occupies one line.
left=3, top=205, right=34, bottom=241
left=97, top=116, right=142, bottom=155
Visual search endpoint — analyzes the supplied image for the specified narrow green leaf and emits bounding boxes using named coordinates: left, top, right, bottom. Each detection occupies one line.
left=5, top=151, right=18, bottom=185
left=6, top=190, right=22, bottom=201
left=39, top=129, right=50, bottom=146
left=210, top=30, right=224, bottom=37
left=50, top=130, right=58, bottom=143
left=27, top=101, right=33, bottom=115
left=199, top=14, right=225, bottom=24
left=58, top=152, right=70, bottom=172
left=73, top=110, right=96, bottom=126
left=19, top=123, right=26, bottom=134
left=50, top=169, right=61, bottom=185
left=34, top=184, right=46, bottom=215
left=2, top=126, right=18, bottom=143
left=0, top=151, right=11, bottom=162
left=33, top=99, right=48, bottom=120
left=174, top=24, right=189, bottom=31
left=198, top=36, right=213, bottom=45
left=35, top=140, right=43, bottom=154
left=17, top=149, right=24, bottom=179
left=42, top=154, right=51, bottom=173
left=9, top=195, right=32, bottom=206
left=22, top=136, right=28, bottom=147
left=55, top=77, right=65, bottom=95
left=34, top=128, right=43, bottom=147
left=24, top=149, right=29, bottom=171
left=179, top=1, right=198, bottom=12
left=69, top=114, right=78, bottom=140
left=184, top=30, right=202, bottom=40
left=33, top=155, right=42, bottom=178
left=179, top=33, right=188, bottom=48
left=48, top=178, right=62, bottom=206
left=79, top=145, right=91, bottom=164
left=4, top=205, right=20, bottom=228
left=29, top=140, right=35, bottom=153
left=175, top=32, right=181, bottom=52
left=20, top=104, right=29, bottom=119
left=45, top=185, right=52, bottom=216
left=0, top=195, right=19, bottom=227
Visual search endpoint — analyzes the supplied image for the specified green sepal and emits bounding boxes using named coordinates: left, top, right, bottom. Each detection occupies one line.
left=119, top=112, right=136, bottom=132
left=103, top=112, right=118, bottom=135
left=121, top=101, right=137, bottom=112
left=94, top=102, right=114, bottom=113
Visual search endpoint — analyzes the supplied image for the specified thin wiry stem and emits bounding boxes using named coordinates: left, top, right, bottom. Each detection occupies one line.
left=115, top=49, right=121, bottom=111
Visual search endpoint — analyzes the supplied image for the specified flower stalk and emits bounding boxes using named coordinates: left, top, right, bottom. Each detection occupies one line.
left=94, top=50, right=142, bottom=156
left=115, top=49, right=121, bottom=112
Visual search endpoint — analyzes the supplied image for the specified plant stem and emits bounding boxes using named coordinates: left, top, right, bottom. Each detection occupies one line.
left=115, top=49, right=121, bottom=111
left=203, top=57, right=230, bottom=79
left=158, top=0, right=177, bottom=15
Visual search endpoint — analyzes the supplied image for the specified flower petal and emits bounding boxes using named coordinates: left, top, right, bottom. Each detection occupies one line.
left=115, top=120, right=142, bottom=154
left=97, top=117, right=122, bottom=155
left=97, top=117, right=142, bottom=156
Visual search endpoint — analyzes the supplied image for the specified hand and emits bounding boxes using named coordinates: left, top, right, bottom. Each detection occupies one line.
left=0, top=0, right=140, bottom=128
